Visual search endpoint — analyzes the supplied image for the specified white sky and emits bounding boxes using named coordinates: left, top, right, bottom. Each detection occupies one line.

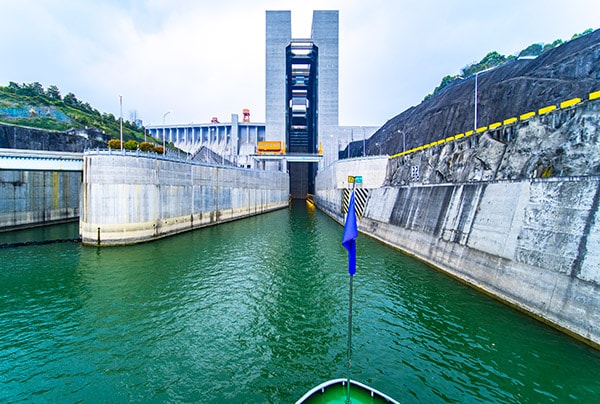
left=0, top=0, right=598, bottom=127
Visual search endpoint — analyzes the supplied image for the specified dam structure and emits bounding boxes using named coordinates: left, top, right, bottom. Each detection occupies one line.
left=3, top=9, right=378, bottom=234
left=265, top=10, right=339, bottom=198
left=148, top=10, right=378, bottom=200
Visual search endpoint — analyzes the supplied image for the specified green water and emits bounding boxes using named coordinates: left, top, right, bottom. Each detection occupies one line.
left=1, top=204, right=599, bottom=403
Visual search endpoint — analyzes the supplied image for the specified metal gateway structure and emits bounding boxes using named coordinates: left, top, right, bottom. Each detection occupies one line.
left=266, top=10, right=339, bottom=199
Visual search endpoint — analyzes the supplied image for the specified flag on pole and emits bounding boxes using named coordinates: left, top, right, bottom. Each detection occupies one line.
left=342, top=190, right=358, bottom=276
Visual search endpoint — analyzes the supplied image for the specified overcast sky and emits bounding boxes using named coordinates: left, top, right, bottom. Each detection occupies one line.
left=1, top=0, right=598, bottom=127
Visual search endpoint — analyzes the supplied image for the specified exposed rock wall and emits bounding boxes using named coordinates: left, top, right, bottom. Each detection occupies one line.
left=388, top=99, right=600, bottom=185
left=365, top=29, right=600, bottom=157
left=0, top=122, right=108, bottom=152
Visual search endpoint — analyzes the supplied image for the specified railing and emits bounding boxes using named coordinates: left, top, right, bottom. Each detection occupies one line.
left=83, top=148, right=252, bottom=171
left=0, top=148, right=83, bottom=171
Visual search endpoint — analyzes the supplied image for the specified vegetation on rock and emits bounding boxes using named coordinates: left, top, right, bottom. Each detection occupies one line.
left=0, top=82, right=151, bottom=144
left=424, top=29, right=594, bottom=101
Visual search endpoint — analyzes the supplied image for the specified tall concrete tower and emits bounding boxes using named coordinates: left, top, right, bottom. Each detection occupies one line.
left=311, top=11, right=339, bottom=154
left=265, top=10, right=339, bottom=198
left=265, top=11, right=291, bottom=142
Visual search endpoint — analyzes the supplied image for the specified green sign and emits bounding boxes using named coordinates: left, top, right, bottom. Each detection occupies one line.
left=355, top=176, right=363, bottom=184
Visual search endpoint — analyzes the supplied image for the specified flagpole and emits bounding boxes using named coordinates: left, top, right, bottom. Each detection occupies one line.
left=346, top=272, right=354, bottom=403
left=344, top=183, right=357, bottom=404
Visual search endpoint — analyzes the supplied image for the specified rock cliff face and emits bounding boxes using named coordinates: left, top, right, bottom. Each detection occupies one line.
left=367, top=29, right=600, bottom=157
left=0, top=123, right=108, bottom=152
left=388, top=100, right=600, bottom=185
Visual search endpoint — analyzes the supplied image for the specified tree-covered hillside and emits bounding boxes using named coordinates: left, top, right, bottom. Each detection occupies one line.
left=0, top=82, right=147, bottom=143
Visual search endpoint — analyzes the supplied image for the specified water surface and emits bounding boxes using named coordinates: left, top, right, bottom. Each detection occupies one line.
left=1, top=204, right=599, bottom=402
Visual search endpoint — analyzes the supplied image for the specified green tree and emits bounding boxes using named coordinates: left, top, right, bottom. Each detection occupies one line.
left=542, top=39, right=563, bottom=53
left=18, top=82, right=45, bottom=97
left=571, top=28, right=593, bottom=40
left=431, top=75, right=462, bottom=96
left=518, top=43, right=543, bottom=57
left=7, top=82, right=20, bottom=92
left=46, top=85, right=61, bottom=100
left=63, top=92, right=79, bottom=106
left=462, top=51, right=507, bottom=77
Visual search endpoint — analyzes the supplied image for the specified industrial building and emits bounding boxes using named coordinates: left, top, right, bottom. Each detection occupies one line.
left=147, top=10, right=378, bottom=199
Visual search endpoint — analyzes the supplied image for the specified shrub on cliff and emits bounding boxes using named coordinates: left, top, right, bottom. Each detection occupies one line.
left=153, top=145, right=165, bottom=154
left=139, top=142, right=155, bottom=152
left=124, top=140, right=139, bottom=150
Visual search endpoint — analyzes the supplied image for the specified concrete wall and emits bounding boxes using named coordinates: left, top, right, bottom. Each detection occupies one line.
left=316, top=159, right=600, bottom=348
left=80, top=152, right=289, bottom=245
left=0, top=170, right=80, bottom=230
left=265, top=10, right=291, bottom=142
left=316, top=156, right=389, bottom=216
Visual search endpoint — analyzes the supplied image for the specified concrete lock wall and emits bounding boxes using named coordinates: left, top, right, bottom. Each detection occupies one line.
left=315, top=156, right=389, bottom=221
left=316, top=160, right=600, bottom=348
left=80, top=153, right=289, bottom=245
left=0, top=170, right=80, bottom=230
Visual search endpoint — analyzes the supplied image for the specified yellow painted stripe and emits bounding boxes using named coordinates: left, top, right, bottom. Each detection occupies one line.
left=589, top=90, right=600, bottom=100
left=520, top=111, right=536, bottom=121
left=560, top=98, right=581, bottom=109
left=387, top=92, right=593, bottom=160
left=538, top=105, right=557, bottom=115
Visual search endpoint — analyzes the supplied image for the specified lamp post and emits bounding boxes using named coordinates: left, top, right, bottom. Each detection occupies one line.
left=398, top=130, right=406, bottom=152
left=473, top=65, right=498, bottom=130
left=474, top=72, right=479, bottom=130
left=349, top=128, right=353, bottom=159
left=163, top=110, right=171, bottom=155
left=119, top=95, right=123, bottom=150
left=362, top=127, right=365, bottom=157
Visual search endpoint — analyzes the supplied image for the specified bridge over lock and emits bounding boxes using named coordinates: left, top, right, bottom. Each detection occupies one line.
left=0, top=148, right=83, bottom=171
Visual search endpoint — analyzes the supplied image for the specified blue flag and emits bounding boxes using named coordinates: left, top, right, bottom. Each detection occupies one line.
left=342, top=190, right=358, bottom=276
